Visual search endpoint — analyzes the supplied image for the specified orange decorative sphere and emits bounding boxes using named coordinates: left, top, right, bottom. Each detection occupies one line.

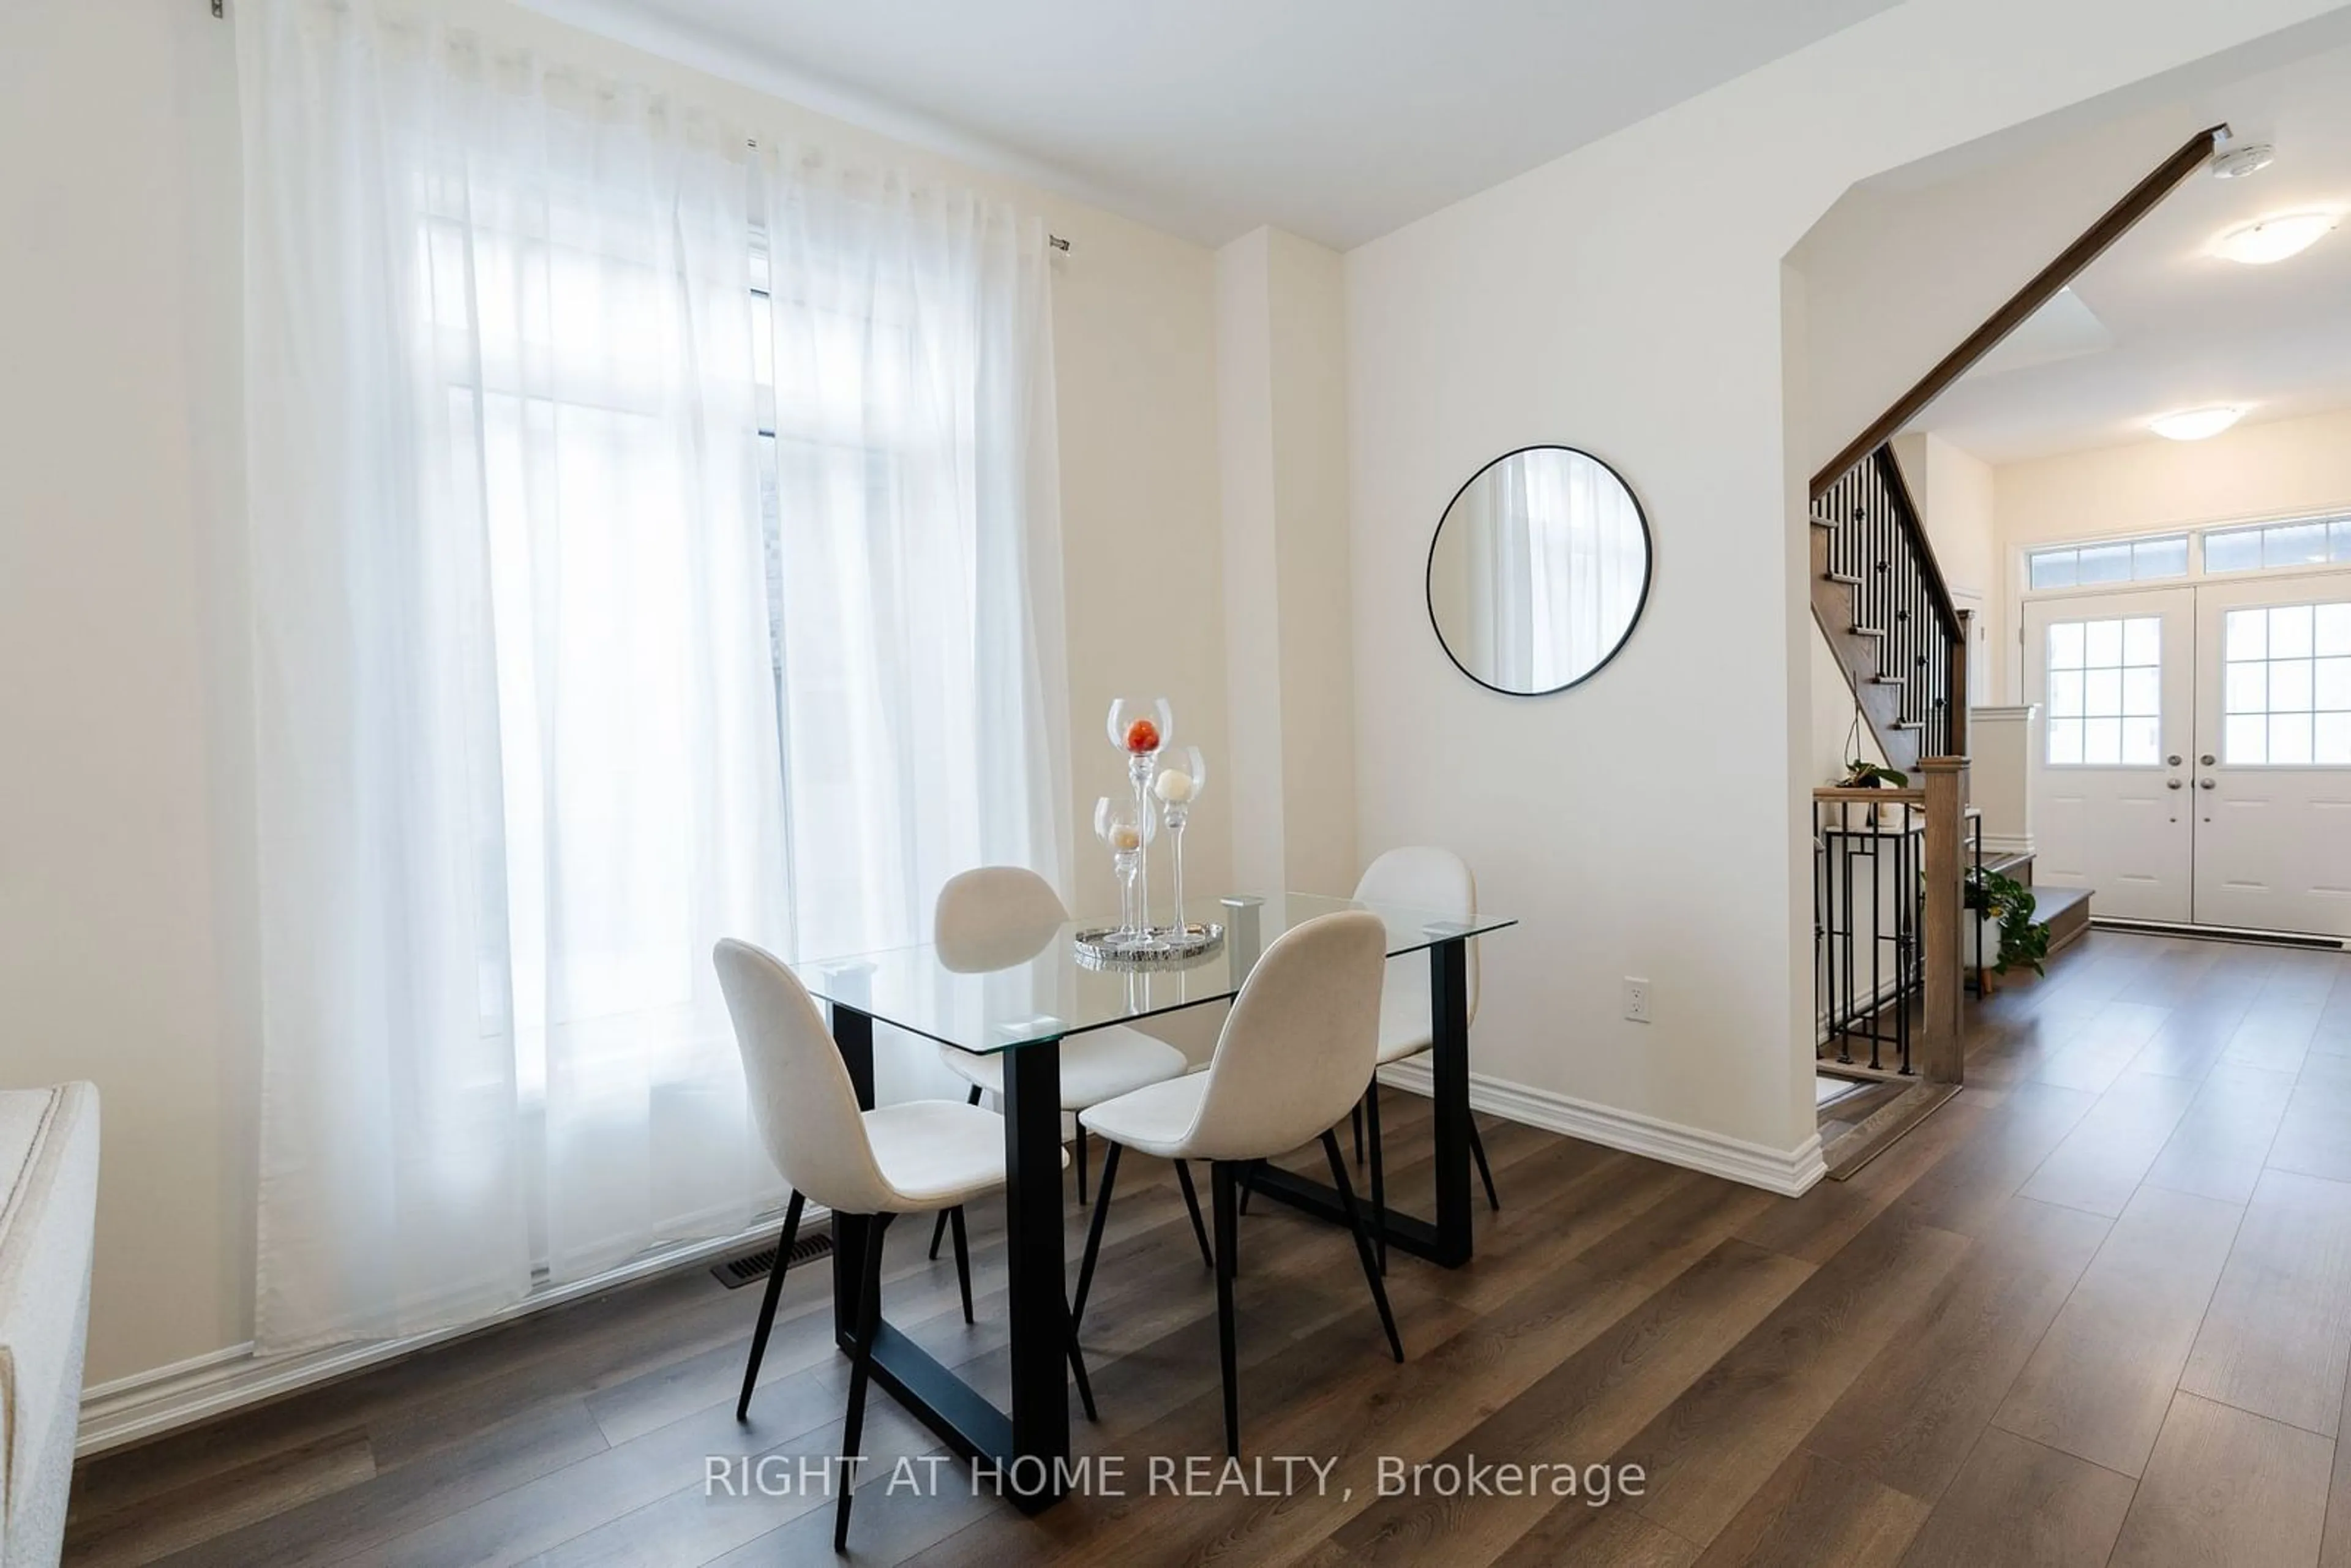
left=1125, top=718, right=1161, bottom=753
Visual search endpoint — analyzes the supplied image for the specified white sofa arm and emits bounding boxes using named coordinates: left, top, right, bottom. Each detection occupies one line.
left=0, top=1083, right=99, bottom=1568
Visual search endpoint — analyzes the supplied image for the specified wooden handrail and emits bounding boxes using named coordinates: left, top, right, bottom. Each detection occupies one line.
left=1809, top=123, right=2228, bottom=500
left=1812, top=786, right=1925, bottom=804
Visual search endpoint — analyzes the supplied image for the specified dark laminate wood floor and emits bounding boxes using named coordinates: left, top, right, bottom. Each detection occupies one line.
left=64, top=930, right=2351, bottom=1567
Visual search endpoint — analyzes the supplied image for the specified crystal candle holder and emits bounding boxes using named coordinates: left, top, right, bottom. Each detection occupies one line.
left=1092, top=794, right=1155, bottom=945
left=1106, top=697, right=1172, bottom=945
left=1152, top=744, right=1208, bottom=940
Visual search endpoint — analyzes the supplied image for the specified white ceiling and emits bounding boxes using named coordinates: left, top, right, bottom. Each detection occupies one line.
left=528, top=0, right=1903, bottom=249
left=1911, top=40, right=2351, bottom=465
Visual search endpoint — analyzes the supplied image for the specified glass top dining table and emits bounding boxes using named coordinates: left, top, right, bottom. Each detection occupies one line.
left=790, top=888, right=1515, bottom=1515
left=786, top=890, right=1518, bottom=1054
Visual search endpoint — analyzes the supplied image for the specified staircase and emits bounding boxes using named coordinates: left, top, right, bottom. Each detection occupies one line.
left=1802, top=124, right=2227, bottom=1152
left=1808, top=445, right=1967, bottom=773
left=1809, top=442, right=1971, bottom=1105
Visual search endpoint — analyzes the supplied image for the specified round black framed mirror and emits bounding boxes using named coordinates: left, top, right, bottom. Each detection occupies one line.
left=1424, top=445, right=1652, bottom=696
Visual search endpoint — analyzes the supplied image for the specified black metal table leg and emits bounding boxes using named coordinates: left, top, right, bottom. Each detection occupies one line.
left=823, top=1008, right=1070, bottom=1514
left=1425, top=936, right=1473, bottom=1267
left=830, top=1004, right=877, bottom=1341
left=1244, top=936, right=1476, bottom=1269
left=998, top=1037, right=1071, bottom=1507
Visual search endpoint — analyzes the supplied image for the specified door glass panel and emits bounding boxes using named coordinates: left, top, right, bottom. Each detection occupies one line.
left=2223, top=599, right=2351, bottom=767
left=2046, top=615, right=2161, bottom=767
left=2320, top=713, right=2351, bottom=766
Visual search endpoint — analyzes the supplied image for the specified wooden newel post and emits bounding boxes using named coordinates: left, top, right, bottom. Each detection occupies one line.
left=1919, top=756, right=1967, bottom=1084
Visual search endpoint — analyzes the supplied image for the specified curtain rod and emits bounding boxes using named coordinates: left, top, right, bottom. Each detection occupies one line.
left=203, top=4, right=1068, bottom=252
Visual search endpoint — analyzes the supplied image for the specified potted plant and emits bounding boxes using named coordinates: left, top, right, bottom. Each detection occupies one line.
left=1839, top=759, right=1909, bottom=790
left=1965, top=866, right=2051, bottom=986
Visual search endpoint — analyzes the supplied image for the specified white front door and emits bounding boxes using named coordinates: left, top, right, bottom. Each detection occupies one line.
left=2023, top=588, right=2197, bottom=921
left=2191, top=580, right=2351, bottom=937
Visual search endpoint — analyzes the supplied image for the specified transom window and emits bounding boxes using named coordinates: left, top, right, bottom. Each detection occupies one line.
left=2046, top=617, right=2161, bottom=767
left=2222, top=602, right=2351, bottom=766
left=2028, top=536, right=2189, bottom=590
left=2205, top=517, right=2351, bottom=576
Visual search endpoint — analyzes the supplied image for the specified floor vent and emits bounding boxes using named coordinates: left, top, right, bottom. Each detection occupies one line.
left=712, top=1230, right=833, bottom=1289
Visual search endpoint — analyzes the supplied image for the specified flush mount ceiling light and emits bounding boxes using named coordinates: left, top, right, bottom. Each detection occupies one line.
left=2150, top=407, right=2245, bottom=441
left=2211, top=212, right=2339, bottom=264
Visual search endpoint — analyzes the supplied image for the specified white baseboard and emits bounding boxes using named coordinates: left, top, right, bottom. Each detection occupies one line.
left=1979, top=833, right=2034, bottom=860
left=77, top=1208, right=816, bottom=1457
left=1375, top=1062, right=1825, bottom=1198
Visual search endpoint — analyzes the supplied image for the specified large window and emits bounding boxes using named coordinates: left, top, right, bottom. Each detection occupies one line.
left=2045, top=616, right=2161, bottom=766
left=2223, top=602, right=2351, bottom=766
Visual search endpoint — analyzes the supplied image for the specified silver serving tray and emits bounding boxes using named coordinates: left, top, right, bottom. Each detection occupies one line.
left=1073, top=921, right=1226, bottom=970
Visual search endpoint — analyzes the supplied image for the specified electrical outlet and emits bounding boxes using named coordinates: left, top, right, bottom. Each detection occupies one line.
left=1622, top=978, right=1651, bottom=1024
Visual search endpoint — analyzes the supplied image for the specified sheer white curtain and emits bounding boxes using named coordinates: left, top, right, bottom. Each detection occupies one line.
left=238, top=0, right=1068, bottom=1352
left=756, top=150, right=1070, bottom=1102
left=240, top=0, right=783, bottom=1349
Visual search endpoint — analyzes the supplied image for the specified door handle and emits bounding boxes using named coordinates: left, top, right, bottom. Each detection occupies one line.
left=2201, top=754, right=2216, bottom=767
left=2199, top=778, right=2217, bottom=790
left=2168, top=754, right=2183, bottom=767
left=2167, top=778, right=2183, bottom=790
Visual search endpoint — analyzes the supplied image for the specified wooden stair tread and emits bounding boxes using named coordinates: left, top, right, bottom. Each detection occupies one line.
left=1849, top=625, right=1887, bottom=639
left=2034, top=885, right=2091, bottom=920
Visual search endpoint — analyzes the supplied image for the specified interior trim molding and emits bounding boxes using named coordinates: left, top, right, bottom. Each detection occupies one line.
left=75, top=1208, right=816, bottom=1457
left=1979, top=832, right=2035, bottom=859
left=1376, top=1062, right=1825, bottom=1198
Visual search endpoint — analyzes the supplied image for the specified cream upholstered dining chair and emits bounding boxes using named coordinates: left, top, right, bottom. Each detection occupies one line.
left=1352, top=846, right=1498, bottom=1269
left=927, top=867, right=1193, bottom=1242
left=713, top=939, right=1090, bottom=1551
left=1070, top=910, right=1402, bottom=1457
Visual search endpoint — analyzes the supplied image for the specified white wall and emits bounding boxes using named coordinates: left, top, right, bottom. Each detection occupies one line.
left=1994, top=406, right=2351, bottom=699
left=2, top=0, right=1229, bottom=1391
left=1998, top=405, right=2351, bottom=548
left=1344, top=0, right=2341, bottom=1169
left=1896, top=432, right=2005, bottom=703
left=1218, top=228, right=1359, bottom=897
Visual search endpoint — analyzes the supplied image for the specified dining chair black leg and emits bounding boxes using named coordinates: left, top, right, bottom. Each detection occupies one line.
left=1365, top=1079, right=1389, bottom=1275
left=1469, top=1119, right=1500, bottom=1212
left=835, top=1210, right=893, bottom=1551
left=1319, top=1131, right=1403, bottom=1364
left=1067, top=1308, right=1099, bottom=1423
left=1070, top=1139, right=1122, bottom=1335
left=735, top=1190, right=803, bottom=1422
left=930, top=1084, right=985, bottom=1261
left=1076, top=1123, right=1089, bottom=1206
left=1237, top=1158, right=1254, bottom=1217
left=948, top=1204, right=974, bottom=1324
left=1210, top=1161, right=1242, bottom=1458
left=1352, top=1099, right=1365, bottom=1167
left=1172, top=1159, right=1213, bottom=1269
